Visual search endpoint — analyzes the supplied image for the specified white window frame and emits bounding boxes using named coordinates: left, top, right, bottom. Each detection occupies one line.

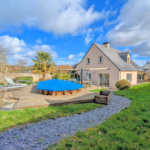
left=87, top=58, right=90, bottom=64
left=99, top=56, right=103, bottom=63
left=127, top=74, right=132, bottom=82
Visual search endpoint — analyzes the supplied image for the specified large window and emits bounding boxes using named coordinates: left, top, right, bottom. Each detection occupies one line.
left=127, top=74, right=132, bottom=81
left=87, top=58, right=90, bottom=64
left=99, top=56, right=103, bottom=63
left=99, top=74, right=109, bottom=87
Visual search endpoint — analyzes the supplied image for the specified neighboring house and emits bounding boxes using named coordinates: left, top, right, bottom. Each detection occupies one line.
left=142, top=61, right=150, bottom=79
left=75, top=42, right=143, bottom=89
left=142, top=61, right=150, bottom=72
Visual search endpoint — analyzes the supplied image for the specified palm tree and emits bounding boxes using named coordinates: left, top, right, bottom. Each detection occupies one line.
left=32, top=51, right=55, bottom=81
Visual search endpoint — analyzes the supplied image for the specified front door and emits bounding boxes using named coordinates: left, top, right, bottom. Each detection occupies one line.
left=99, top=74, right=109, bottom=87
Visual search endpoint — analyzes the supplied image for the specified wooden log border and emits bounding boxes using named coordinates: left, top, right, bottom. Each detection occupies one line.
left=38, top=89, right=82, bottom=96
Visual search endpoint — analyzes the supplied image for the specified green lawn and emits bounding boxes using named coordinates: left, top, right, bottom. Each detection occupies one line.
left=0, top=103, right=103, bottom=133
left=15, top=76, right=35, bottom=85
left=16, top=76, right=33, bottom=81
left=89, top=89, right=105, bottom=93
left=49, top=83, right=150, bottom=150
left=0, top=82, right=3, bottom=85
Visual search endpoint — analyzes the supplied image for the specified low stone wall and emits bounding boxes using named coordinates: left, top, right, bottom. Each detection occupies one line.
left=0, top=73, right=52, bottom=83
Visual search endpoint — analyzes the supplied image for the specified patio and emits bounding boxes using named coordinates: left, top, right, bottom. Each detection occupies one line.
left=11, top=85, right=99, bottom=109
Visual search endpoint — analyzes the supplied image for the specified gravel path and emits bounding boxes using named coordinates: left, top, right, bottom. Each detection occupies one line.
left=0, top=92, right=131, bottom=150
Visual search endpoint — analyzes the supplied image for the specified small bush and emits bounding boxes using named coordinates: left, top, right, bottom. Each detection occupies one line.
left=53, top=73, right=72, bottom=80
left=115, top=79, right=131, bottom=90
left=0, top=82, right=3, bottom=85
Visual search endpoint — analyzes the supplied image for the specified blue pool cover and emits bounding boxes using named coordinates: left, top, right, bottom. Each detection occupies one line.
left=37, top=79, right=83, bottom=91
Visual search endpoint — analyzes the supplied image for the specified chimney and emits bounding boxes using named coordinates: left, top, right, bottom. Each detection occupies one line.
left=103, top=42, right=109, bottom=49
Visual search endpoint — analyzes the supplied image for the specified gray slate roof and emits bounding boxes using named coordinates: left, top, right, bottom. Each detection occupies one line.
left=72, top=63, right=78, bottom=69
left=94, top=43, right=142, bottom=71
left=142, top=61, right=150, bottom=69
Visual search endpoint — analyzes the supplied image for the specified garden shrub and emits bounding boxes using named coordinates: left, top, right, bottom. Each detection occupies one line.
left=0, top=82, right=3, bottom=85
left=115, top=79, right=131, bottom=90
left=53, top=73, right=72, bottom=80
left=143, top=73, right=150, bottom=81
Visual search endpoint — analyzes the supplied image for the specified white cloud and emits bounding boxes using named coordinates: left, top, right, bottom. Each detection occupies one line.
left=68, top=54, right=75, bottom=60
left=78, top=52, right=85, bottom=57
left=122, top=48, right=130, bottom=52
left=67, top=52, right=84, bottom=60
left=131, top=42, right=150, bottom=57
left=107, top=0, right=150, bottom=47
left=85, top=27, right=103, bottom=45
left=63, top=52, right=84, bottom=65
left=132, top=59, right=147, bottom=67
left=24, top=45, right=57, bottom=58
left=0, top=35, right=26, bottom=54
left=85, top=36, right=93, bottom=45
left=0, top=0, right=103, bottom=35
left=36, top=38, right=42, bottom=44
left=132, top=54, right=138, bottom=58
left=0, top=35, right=57, bottom=65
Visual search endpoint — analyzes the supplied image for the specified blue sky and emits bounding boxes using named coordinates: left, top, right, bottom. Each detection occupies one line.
left=0, top=0, right=150, bottom=67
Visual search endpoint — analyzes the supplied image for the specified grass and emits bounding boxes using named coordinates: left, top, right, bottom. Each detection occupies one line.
left=15, top=76, right=35, bottom=85
left=0, top=82, right=3, bottom=85
left=0, top=103, right=103, bottom=133
left=89, top=89, right=105, bottom=93
left=49, top=83, right=150, bottom=150
left=16, top=76, right=33, bottom=81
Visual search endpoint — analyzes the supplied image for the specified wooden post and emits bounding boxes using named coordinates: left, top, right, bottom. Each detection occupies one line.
left=81, top=68, right=83, bottom=85
left=102, top=70, right=104, bottom=89
left=58, top=70, right=59, bottom=79
left=141, top=71, right=143, bottom=83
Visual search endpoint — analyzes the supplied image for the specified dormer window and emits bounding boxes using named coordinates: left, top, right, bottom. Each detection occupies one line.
left=87, top=58, right=90, bottom=64
left=99, top=56, right=103, bottom=63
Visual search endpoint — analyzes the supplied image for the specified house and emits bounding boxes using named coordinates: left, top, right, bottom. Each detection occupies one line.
left=142, top=61, right=150, bottom=72
left=75, top=42, right=143, bottom=89
left=142, top=61, right=150, bottom=80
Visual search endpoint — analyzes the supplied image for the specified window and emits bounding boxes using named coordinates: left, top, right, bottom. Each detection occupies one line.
left=89, top=73, right=91, bottom=80
left=127, top=74, right=132, bottom=81
left=87, top=58, right=90, bottom=64
left=99, top=56, right=103, bottom=63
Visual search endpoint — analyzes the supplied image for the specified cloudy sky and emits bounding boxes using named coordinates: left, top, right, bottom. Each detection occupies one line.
left=0, top=0, right=149, bottom=66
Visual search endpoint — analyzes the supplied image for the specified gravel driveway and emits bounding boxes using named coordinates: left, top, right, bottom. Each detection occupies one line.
left=0, top=92, right=131, bottom=150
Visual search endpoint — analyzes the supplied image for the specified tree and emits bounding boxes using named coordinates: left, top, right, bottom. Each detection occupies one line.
left=0, top=45, right=7, bottom=65
left=144, top=73, right=150, bottom=81
left=31, top=51, right=55, bottom=81
left=0, top=45, right=19, bottom=83
left=17, top=60, right=27, bottom=72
